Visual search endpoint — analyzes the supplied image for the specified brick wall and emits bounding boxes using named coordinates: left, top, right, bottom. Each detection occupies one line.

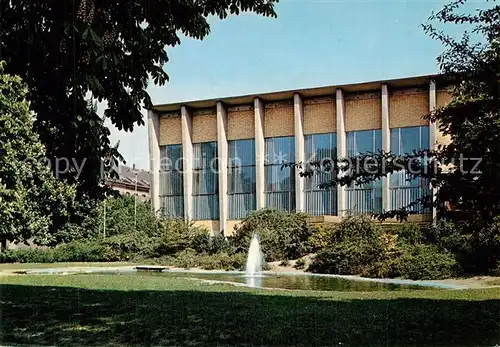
left=345, top=92, right=382, bottom=131
left=192, top=108, right=217, bottom=143
left=437, top=90, right=453, bottom=108
left=228, top=105, right=255, bottom=140
left=193, top=220, right=220, bottom=236
left=264, top=100, right=294, bottom=138
left=304, top=96, right=336, bottom=135
left=225, top=220, right=242, bottom=236
left=389, top=89, right=428, bottom=128
left=436, top=90, right=453, bottom=147
left=159, top=114, right=182, bottom=145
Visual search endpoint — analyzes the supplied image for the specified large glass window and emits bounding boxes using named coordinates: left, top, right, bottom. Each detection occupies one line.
left=346, top=129, right=382, bottom=215
left=228, top=139, right=256, bottom=219
left=304, top=133, right=337, bottom=215
left=390, top=125, right=430, bottom=213
left=265, top=136, right=295, bottom=211
left=192, top=142, right=219, bottom=220
left=159, top=144, right=184, bottom=218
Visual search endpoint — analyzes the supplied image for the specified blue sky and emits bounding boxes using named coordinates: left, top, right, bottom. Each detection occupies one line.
left=107, top=0, right=477, bottom=170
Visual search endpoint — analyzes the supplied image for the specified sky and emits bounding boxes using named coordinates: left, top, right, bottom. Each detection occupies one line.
left=105, top=0, right=480, bottom=171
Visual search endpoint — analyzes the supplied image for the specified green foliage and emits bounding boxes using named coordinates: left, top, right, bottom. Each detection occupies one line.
left=160, top=250, right=246, bottom=271
left=294, top=258, right=306, bottom=270
left=98, top=196, right=161, bottom=237
left=308, top=218, right=457, bottom=280
left=295, top=2, right=500, bottom=280
left=394, top=244, right=457, bottom=280
left=231, top=209, right=313, bottom=262
left=332, top=216, right=382, bottom=243
left=309, top=241, right=384, bottom=276
left=393, top=222, right=423, bottom=246
left=0, top=248, right=54, bottom=264
left=0, top=0, right=278, bottom=215
left=306, top=224, right=337, bottom=252
left=102, top=233, right=150, bottom=261
left=279, top=259, right=291, bottom=267
left=53, top=241, right=110, bottom=262
left=151, top=219, right=210, bottom=257
left=308, top=217, right=385, bottom=276
left=195, top=252, right=246, bottom=271
left=424, top=218, right=500, bottom=275
left=0, top=241, right=111, bottom=263
left=72, top=195, right=162, bottom=241
left=0, top=62, right=76, bottom=248
left=194, top=234, right=232, bottom=255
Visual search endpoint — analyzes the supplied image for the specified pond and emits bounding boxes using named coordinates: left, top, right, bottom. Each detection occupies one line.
left=139, top=271, right=435, bottom=292
left=16, top=266, right=459, bottom=291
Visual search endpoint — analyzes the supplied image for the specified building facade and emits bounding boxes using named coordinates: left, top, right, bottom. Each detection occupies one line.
left=148, top=75, right=452, bottom=235
left=106, top=165, right=151, bottom=202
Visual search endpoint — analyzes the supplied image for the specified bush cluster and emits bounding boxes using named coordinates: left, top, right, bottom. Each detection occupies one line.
left=158, top=250, right=246, bottom=271
left=308, top=217, right=386, bottom=276
left=0, top=241, right=111, bottom=263
left=423, top=218, right=500, bottom=276
left=4, top=195, right=489, bottom=279
left=230, top=208, right=313, bottom=262
left=307, top=216, right=458, bottom=280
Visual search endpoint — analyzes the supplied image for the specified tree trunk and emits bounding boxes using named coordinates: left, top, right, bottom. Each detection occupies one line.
left=1, top=238, right=7, bottom=252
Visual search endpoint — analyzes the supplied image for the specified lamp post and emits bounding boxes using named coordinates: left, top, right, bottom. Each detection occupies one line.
left=134, top=166, right=138, bottom=229
left=103, top=198, right=106, bottom=240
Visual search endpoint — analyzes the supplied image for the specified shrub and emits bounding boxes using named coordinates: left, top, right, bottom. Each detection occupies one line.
left=308, top=240, right=385, bottom=276
left=161, top=250, right=246, bottom=271
left=193, top=234, right=232, bottom=255
left=394, top=244, right=457, bottom=280
left=279, top=259, right=291, bottom=267
left=74, top=196, right=162, bottom=242
left=307, top=216, right=386, bottom=276
left=0, top=248, right=54, bottom=263
left=332, top=216, right=382, bottom=243
left=230, top=209, right=314, bottom=262
left=392, top=222, right=422, bottom=246
left=163, top=249, right=199, bottom=269
left=423, top=218, right=500, bottom=275
left=294, top=257, right=306, bottom=270
left=196, top=252, right=246, bottom=271
left=52, top=241, right=109, bottom=262
left=103, top=233, right=150, bottom=261
left=152, top=219, right=210, bottom=256
left=306, top=224, right=337, bottom=252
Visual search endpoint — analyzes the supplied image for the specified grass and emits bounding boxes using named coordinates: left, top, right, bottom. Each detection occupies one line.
left=0, top=273, right=499, bottom=346
left=0, top=262, right=134, bottom=270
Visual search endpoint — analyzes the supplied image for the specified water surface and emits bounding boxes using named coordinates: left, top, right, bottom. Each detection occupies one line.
left=153, top=271, right=432, bottom=291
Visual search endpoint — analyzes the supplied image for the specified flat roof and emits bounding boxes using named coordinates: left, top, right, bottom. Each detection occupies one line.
left=151, top=74, right=444, bottom=113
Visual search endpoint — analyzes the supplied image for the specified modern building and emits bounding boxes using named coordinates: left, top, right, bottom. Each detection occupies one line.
left=106, top=165, right=151, bottom=202
left=147, top=75, right=452, bottom=235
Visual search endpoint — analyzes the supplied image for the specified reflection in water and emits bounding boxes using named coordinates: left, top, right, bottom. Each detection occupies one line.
left=154, top=272, right=431, bottom=292
left=245, top=275, right=263, bottom=288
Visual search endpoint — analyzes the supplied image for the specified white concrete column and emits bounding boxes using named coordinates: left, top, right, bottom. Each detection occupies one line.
left=217, top=102, right=229, bottom=235
left=381, top=84, right=391, bottom=212
left=181, top=105, right=194, bottom=220
left=429, top=80, right=437, bottom=150
left=294, top=93, right=305, bottom=212
left=254, top=97, right=266, bottom=210
left=147, top=109, right=161, bottom=213
left=336, top=89, right=347, bottom=217
left=429, top=80, right=438, bottom=222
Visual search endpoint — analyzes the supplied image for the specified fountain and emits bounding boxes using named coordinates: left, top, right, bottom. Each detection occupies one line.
left=244, top=233, right=263, bottom=287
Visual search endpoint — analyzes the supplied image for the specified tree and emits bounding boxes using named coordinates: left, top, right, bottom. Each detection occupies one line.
left=0, top=0, right=278, bottom=209
left=296, top=0, right=500, bottom=226
left=0, top=62, right=76, bottom=250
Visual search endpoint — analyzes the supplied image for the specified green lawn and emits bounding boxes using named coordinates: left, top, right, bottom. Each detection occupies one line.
left=0, top=273, right=499, bottom=346
left=0, top=262, right=134, bottom=270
